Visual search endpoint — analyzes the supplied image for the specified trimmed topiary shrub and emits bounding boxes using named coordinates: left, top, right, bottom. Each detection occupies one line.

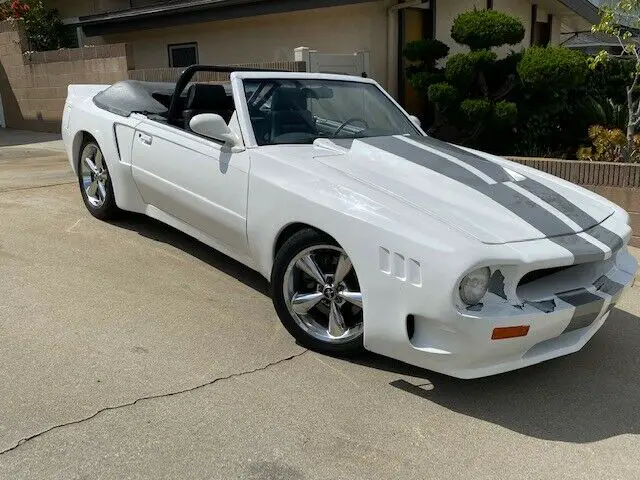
left=445, top=50, right=497, bottom=88
left=428, top=82, right=458, bottom=106
left=403, top=7, right=605, bottom=157
left=404, top=9, right=523, bottom=149
left=518, top=46, right=588, bottom=91
left=451, top=10, right=525, bottom=51
left=493, top=101, right=518, bottom=126
left=403, top=39, right=450, bottom=128
left=514, top=47, right=591, bottom=156
left=460, top=99, right=492, bottom=123
left=403, top=39, right=450, bottom=66
left=403, top=39, right=449, bottom=93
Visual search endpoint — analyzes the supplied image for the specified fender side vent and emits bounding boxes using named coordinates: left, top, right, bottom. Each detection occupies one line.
left=379, top=247, right=422, bottom=287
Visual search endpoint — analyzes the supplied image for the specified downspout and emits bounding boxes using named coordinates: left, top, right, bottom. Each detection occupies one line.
left=387, top=0, right=429, bottom=99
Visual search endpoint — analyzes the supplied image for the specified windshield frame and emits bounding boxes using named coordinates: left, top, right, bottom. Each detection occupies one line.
left=231, top=72, right=423, bottom=148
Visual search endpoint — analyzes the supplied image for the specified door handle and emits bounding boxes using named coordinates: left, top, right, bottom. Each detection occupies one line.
left=138, top=133, right=152, bottom=145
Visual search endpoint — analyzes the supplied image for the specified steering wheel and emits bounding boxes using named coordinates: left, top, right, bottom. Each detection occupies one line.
left=334, top=117, right=369, bottom=136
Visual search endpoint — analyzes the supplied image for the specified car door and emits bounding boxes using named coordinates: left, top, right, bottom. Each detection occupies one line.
left=130, top=119, right=250, bottom=256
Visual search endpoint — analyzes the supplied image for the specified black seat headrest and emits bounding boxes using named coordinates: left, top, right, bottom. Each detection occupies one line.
left=185, top=84, right=233, bottom=111
left=271, top=87, right=308, bottom=111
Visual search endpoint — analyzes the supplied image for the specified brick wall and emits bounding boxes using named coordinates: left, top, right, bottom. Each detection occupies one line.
left=509, top=157, right=640, bottom=248
left=0, top=20, right=133, bottom=132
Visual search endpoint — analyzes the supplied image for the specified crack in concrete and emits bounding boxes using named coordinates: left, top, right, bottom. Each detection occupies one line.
left=0, top=181, right=76, bottom=194
left=0, top=350, right=308, bottom=456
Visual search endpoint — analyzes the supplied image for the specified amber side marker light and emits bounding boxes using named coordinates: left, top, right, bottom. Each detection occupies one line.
left=492, top=326, right=530, bottom=340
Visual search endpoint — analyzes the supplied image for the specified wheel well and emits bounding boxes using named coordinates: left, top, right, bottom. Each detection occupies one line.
left=273, top=223, right=334, bottom=259
left=73, top=131, right=96, bottom=169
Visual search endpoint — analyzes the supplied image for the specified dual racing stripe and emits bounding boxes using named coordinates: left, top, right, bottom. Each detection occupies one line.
left=516, top=178, right=624, bottom=253
left=361, top=135, right=623, bottom=263
left=557, top=289, right=606, bottom=332
left=557, top=273, right=626, bottom=332
left=594, top=274, right=626, bottom=304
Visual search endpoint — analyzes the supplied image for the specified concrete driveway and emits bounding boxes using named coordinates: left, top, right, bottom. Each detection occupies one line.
left=0, top=140, right=639, bottom=479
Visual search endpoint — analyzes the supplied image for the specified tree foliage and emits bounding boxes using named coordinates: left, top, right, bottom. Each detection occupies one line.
left=404, top=7, right=626, bottom=157
left=589, top=0, right=640, bottom=161
left=10, top=0, right=74, bottom=51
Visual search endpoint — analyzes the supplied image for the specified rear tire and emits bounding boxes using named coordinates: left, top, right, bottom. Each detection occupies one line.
left=271, top=229, right=364, bottom=355
left=78, top=138, right=119, bottom=220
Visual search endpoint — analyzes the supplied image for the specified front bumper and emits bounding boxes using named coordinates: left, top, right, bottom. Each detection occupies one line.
left=363, top=242, right=637, bottom=379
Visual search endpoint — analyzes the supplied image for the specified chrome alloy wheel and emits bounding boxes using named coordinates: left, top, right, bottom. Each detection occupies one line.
left=283, top=245, right=363, bottom=344
left=80, top=143, right=109, bottom=208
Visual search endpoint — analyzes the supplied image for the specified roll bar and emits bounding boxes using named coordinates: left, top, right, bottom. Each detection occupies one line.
left=166, top=64, right=289, bottom=124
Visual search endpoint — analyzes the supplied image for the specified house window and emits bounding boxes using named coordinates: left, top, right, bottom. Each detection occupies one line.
left=168, top=43, right=199, bottom=68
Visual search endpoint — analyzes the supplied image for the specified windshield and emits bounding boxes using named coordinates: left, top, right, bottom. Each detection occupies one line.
left=243, top=79, right=420, bottom=146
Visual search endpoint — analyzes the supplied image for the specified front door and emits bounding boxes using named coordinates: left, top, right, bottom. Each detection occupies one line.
left=131, top=120, right=250, bottom=256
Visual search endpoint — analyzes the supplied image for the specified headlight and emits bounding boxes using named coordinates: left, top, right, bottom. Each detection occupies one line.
left=459, top=267, right=491, bottom=305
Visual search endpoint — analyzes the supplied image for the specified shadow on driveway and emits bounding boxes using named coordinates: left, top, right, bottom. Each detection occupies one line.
left=109, top=212, right=640, bottom=444
left=353, top=308, right=640, bottom=444
left=109, top=213, right=269, bottom=296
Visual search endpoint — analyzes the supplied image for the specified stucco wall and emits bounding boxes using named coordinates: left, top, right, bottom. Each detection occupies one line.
left=102, top=2, right=394, bottom=87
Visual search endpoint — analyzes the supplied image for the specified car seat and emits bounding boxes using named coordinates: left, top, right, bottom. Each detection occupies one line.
left=183, top=84, right=234, bottom=130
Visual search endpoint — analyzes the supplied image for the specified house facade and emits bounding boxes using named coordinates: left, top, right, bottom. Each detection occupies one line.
left=55, top=0, right=598, bottom=101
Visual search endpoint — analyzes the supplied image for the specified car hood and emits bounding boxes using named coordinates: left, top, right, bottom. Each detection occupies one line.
left=309, top=135, right=614, bottom=244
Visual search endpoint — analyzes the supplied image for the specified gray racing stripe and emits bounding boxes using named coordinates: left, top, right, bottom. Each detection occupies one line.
left=594, top=275, right=625, bottom=296
left=517, top=178, right=623, bottom=254
left=558, top=289, right=605, bottom=333
left=408, top=135, right=512, bottom=183
left=588, top=225, right=624, bottom=254
left=363, top=136, right=488, bottom=188
left=482, top=183, right=591, bottom=239
left=407, top=137, right=624, bottom=256
left=551, top=233, right=611, bottom=264
left=517, top=178, right=597, bottom=229
left=363, top=136, right=606, bottom=262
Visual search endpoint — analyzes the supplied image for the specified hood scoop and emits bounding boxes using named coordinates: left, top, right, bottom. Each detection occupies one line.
left=313, top=138, right=355, bottom=154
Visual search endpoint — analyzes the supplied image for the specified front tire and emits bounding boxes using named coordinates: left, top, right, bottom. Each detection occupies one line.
left=271, top=229, right=364, bottom=354
left=78, top=138, right=119, bottom=220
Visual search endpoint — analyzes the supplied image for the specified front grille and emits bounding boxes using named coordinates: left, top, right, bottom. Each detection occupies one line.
left=518, top=266, right=573, bottom=287
left=516, top=255, right=614, bottom=304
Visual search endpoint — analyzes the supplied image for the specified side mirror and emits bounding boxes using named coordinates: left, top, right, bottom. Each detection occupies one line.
left=190, top=113, right=238, bottom=147
left=409, top=115, right=422, bottom=129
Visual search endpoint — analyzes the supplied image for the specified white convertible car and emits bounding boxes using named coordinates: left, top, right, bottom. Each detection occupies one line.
left=62, top=65, right=637, bottom=379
